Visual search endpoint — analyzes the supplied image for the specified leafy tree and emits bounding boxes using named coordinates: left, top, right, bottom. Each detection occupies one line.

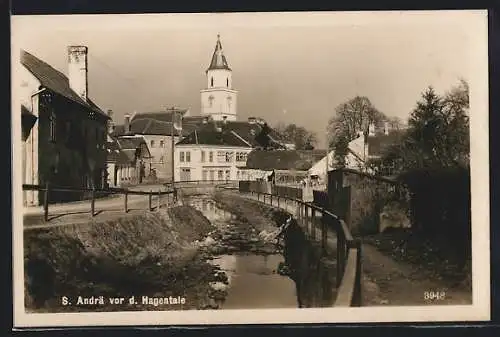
left=254, top=123, right=272, bottom=150
left=274, top=123, right=317, bottom=150
left=381, top=81, right=470, bottom=173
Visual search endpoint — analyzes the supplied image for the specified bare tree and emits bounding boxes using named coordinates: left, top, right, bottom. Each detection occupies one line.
left=327, top=96, right=386, bottom=145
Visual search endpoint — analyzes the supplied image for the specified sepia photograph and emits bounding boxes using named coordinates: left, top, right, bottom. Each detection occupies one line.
left=11, top=10, right=490, bottom=327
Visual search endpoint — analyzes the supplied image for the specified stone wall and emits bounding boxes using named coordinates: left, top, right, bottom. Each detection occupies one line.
left=328, top=169, right=410, bottom=235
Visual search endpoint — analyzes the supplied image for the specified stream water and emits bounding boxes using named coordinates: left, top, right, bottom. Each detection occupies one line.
left=185, top=196, right=299, bottom=309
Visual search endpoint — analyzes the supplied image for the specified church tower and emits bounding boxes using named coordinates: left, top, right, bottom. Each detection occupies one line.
left=200, top=35, right=238, bottom=121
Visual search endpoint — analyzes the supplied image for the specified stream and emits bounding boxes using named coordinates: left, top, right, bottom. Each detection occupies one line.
left=185, top=196, right=299, bottom=309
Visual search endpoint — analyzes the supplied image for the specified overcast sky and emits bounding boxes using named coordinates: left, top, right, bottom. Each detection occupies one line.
left=12, top=11, right=485, bottom=147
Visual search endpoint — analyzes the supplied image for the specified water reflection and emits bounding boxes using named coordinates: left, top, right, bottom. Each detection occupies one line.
left=283, top=221, right=337, bottom=308
left=209, top=254, right=298, bottom=309
left=188, top=198, right=235, bottom=223
left=187, top=196, right=336, bottom=309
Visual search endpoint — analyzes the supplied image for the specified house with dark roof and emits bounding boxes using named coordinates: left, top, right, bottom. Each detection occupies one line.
left=106, top=134, right=151, bottom=187
left=107, top=35, right=294, bottom=183
left=110, top=108, right=203, bottom=181
left=241, top=149, right=326, bottom=185
left=173, top=119, right=254, bottom=181
left=20, top=46, right=110, bottom=206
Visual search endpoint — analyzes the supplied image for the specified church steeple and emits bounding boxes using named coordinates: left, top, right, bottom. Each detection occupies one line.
left=200, top=34, right=238, bottom=122
left=206, top=34, right=231, bottom=73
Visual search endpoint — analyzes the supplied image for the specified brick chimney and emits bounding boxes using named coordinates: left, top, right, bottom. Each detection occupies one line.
left=68, top=46, right=88, bottom=100
left=124, top=113, right=131, bottom=134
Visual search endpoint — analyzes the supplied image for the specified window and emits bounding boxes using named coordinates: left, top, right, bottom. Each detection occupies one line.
left=49, top=111, right=56, bottom=143
left=186, top=151, right=191, bottom=163
left=225, top=152, right=233, bottom=162
left=236, top=152, right=248, bottom=162
left=180, top=151, right=185, bottom=162
left=211, top=77, right=214, bottom=87
left=201, top=151, right=206, bottom=162
left=209, top=170, right=215, bottom=180
left=217, top=170, right=223, bottom=180
left=217, top=151, right=226, bottom=163
left=208, top=95, right=214, bottom=108
left=225, top=170, right=230, bottom=180
left=159, top=156, right=164, bottom=164
left=202, top=170, right=208, bottom=181
left=226, top=78, right=229, bottom=87
left=237, top=171, right=240, bottom=180
left=150, top=140, right=155, bottom=148
left=209, top=151, right=213, bottom=162
left=159, top=140, right=164, bottom=148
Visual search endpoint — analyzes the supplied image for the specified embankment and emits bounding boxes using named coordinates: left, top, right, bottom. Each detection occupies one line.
left=24, top=206, right=219, bottom=312
left=213, top=191, right=338, bottom=307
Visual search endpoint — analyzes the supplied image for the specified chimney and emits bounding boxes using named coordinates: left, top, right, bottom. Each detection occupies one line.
left=68, top=46, right=88, bottom=100
left=368, top=123, right=375, bottom=136
left=107, top=109, right=115, bottom=134
left=248, top=117, right=256, bottom=124
left=384, top=121, right=389, bottom=135
left=124, top=113, right=131, bottom=134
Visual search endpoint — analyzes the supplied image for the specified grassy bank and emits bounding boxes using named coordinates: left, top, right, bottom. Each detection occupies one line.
left=24, top=206, right=219, bottom=312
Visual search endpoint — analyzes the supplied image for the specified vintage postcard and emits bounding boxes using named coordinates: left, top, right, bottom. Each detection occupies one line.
left=11, top=10, right=490, bottom=327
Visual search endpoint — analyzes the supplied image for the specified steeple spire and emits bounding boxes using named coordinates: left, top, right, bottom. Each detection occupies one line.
left=206, top=34, right=231, bottom=72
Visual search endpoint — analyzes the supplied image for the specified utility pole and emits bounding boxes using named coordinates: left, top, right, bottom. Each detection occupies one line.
left=325, top=132, right=329, bottom=192
left=169, top=107, right=176, bottom=186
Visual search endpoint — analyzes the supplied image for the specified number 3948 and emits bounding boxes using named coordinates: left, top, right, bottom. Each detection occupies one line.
left=424, top=291, right=446, bottom=301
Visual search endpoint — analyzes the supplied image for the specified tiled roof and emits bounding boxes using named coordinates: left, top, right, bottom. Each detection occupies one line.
left=131, top=109, right=189, bottom=123
left=21, top=50, right=108, bottom=119
left=112, top=114, right=203, bottom=137
left=206, top=35, right=231, bottom=72
left=117, top=137, right=146, bottom=150
left=245, top=150, right=326, bottom=171
left=367, top=130, right=405, bottom=156
left=176, top=123, right=251, bottom=147
left=105, top=138, right=131, bottom=165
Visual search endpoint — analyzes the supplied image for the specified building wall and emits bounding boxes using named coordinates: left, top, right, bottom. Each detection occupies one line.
left=200, top=88, right=238, bottom=121
left=139, top=134, right=180, bottom=181
left=174, top=145, right=252, bottom=182
left=201, top=68, right=237, bottom=121
left=19, top=66, right=41, bottom=205
left=36, top=92, right=108, bottom=204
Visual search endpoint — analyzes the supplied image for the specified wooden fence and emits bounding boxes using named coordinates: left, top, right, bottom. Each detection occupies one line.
left=22, top=183, right=176, bottom=222
left=238, top=180, right=362, bottom=307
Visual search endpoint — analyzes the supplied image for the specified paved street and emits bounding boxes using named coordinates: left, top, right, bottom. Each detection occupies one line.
left=23, top=184, right=170, bottom=229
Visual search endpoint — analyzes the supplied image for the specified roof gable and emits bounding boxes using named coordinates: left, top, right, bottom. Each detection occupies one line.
left=21, top=50, right=108, bottom=119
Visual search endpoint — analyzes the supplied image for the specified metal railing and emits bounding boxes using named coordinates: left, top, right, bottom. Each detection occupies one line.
left=238, top=180, right=362, bottom=307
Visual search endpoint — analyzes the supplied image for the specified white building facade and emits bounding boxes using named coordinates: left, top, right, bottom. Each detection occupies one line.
left=174, top=144, right=252, bottom=182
